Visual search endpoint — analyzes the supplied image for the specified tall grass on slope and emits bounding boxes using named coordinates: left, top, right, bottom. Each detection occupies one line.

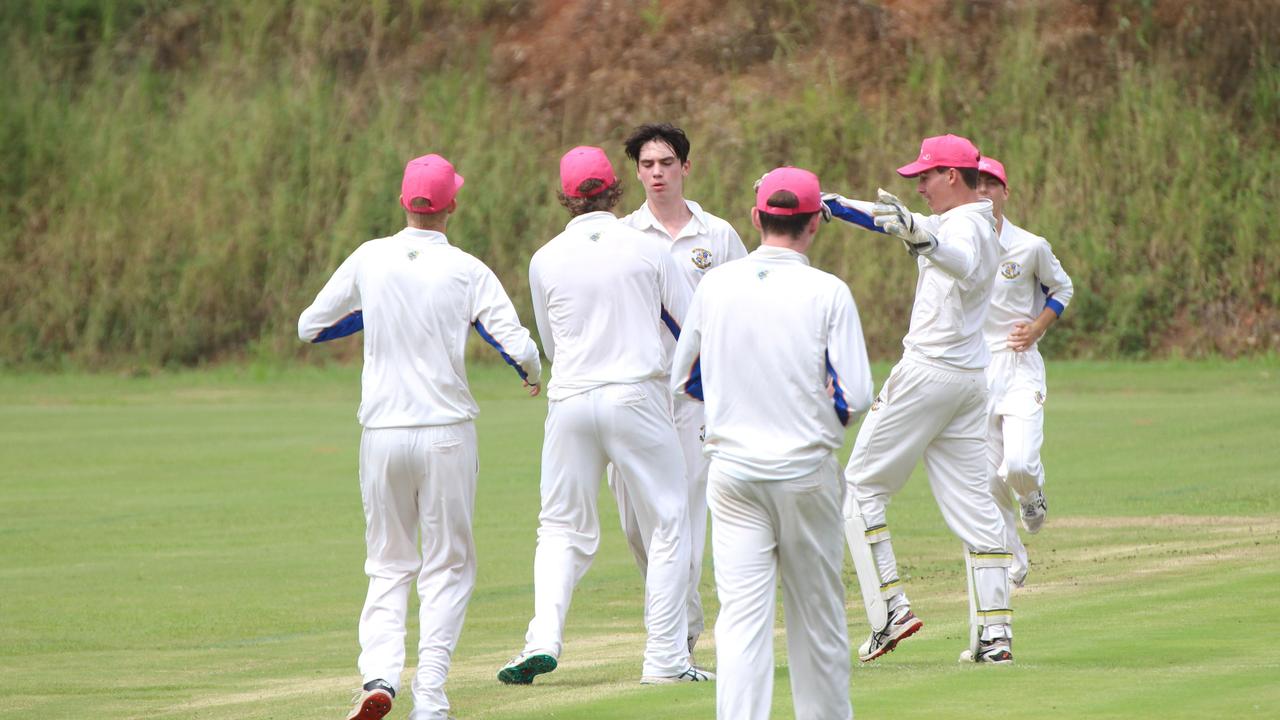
left=1, top=4, right=1277, bottom=367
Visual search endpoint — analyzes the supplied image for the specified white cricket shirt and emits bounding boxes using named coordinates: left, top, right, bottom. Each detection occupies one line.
left=622, top=199, right=748, bottom=368
left=529, top=211, right=692, bottom=401
left=901, top=200, right=999, bottom=370
left=983, top=219, right=1075, bottom=352
left=672, top=245, right=875, bottom=481
left=298, top=227, right=541, bottom=428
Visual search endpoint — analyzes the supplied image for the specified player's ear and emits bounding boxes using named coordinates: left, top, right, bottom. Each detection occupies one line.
left=751, top=207, right=762, bottom=231
left=807, top=213, right=821, bottom=235
left=682, top=159, right=691, bottom=176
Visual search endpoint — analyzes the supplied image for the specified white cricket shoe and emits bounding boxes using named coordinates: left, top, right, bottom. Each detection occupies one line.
left=497, top=649, right=558, bottom=685
left=640, top=665, right=715, bottom=684
left=346, top=679, right=394, bottom=720
left=958, top=637, right=1014, bottom=664
left=858, top=605, right=924, bottom=662
left=1020, top=490, right=1048, bottom=534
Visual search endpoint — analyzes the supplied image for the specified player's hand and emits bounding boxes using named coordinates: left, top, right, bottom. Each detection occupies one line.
left=524, top=381, right=541, bottom=397
left=818, top=196, right=833, bottom=223
left=1006, top=322, right=1045, bottom=352
left=873, top=188, right=938, bottom=256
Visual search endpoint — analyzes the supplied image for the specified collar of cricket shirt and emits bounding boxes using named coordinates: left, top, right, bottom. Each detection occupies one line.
left=564, top=210, right=617, bottom=231
left=399, top=227, right=449, bottom=244
left=751, top=244, right=811, bottom=265
left=638, top=199, right=708, bottom=240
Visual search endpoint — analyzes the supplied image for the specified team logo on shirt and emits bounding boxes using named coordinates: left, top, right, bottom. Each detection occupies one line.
left=407, top=250, right=420, bottom=261
left=870, top=394, right=884, bottom=411
left=589, top=232, right=602, bottom=242
left=757, top=270, right=770, bottom=280
left=691, top=248, right=713, bottom=270
left=1000, top=261, right=1022, bottom=279
left=1035, top=391, right=1045, bottom=406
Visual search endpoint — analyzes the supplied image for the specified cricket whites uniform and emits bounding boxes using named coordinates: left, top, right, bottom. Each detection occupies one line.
left=984, top=219, right=1074, bottom=580
left=298, top=227, right=540, bottom=720
left=612, top=198, right=748, bottom=647
left=674, top=245, right=873, bottom=720
left=522, top=210, right=695, bottom=678
left=843, top=200, right=1017, bottom=639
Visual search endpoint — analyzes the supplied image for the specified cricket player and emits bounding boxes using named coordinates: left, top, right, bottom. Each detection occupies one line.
left=673, top=166, right=873, bottom=720
left=975, top=156, right=1074, bottom=587
left=298, top=154, right=542, bottom=720
left=826, top=134, right=1015, bottom=663
left=499, top=146, right=707, bottom=685
left=608, top=123, right=749, bottom=661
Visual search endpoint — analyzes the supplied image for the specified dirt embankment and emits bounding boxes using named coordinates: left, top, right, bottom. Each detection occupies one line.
left=480, top=0, right=1277, bottom=135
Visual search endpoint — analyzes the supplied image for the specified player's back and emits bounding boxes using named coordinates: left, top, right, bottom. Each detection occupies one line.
left=353, top=229, right=487, bottom=426
left=691, top=246, right=865, bottom=480
left=530, top=211, right=678, bottom=400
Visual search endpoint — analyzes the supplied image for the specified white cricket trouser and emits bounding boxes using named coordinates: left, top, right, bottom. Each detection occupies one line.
left=709, top=455, right=852, bottom=720
left=845, top=358, right=1012, bottom=633
left=985, top=348, right=1048, bottom=578
left=358, top=423, right=478, bottom=720
left=523, top=378, right=692, bottom=677
left=607, top=395, right=709, bottom=643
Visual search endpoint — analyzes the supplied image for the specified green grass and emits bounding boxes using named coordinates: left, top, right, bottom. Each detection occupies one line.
left=2, top=359, right=1278, bottom=718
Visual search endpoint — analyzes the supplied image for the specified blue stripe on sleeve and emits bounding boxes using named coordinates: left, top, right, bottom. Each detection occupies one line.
left=660, top=306, right=681, bottom=340
left=312, top=310, right=364, bottom=343
left=826, top=199, right=884, bottom=234
left=1045, top=297, right=1065, bottom=317
left=473, top=321, right=529, bottom=382
left=685, top=355, right=704, bottom=401
left=825, top=350, right=850, bottom=426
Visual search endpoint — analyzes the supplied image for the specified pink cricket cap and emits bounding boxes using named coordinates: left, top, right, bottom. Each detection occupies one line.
left=754, top=166, right=822, bottom=216
left=978, top=156, right=1008, bottom=187
left=896, top=134, right=982, bottom=177
left=560, top=146, right=618, bottom=198
left=400, top=154, right=465, bottom=213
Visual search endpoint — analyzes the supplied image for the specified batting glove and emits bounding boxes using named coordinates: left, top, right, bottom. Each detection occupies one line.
left=873, top=188, right=938, bottom=257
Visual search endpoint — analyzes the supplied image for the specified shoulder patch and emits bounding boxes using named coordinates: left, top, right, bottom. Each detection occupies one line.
left=407, top=249, right=420, bottom=261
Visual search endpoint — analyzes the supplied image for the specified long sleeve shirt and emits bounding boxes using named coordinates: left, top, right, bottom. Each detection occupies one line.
left=826, top=196, right=1000, bottom=369
left=298, top=227, right=540, bottom=428
left=529, top=211, right=692, bottom=401
left=901, top=200, right=1000, bottom=370
left=621, top=199, right=749, bottom=371
left=672, top=245, right=874, bottom=481
left=984, top=219, right=1075, bottom=352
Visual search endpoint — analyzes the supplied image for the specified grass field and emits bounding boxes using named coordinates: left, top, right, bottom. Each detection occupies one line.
left=2, top=359, right=1278, bottom=719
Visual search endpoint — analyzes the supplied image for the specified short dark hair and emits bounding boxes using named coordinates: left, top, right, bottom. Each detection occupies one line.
left=936, top=166, right=979, bottom=190
left=624, top=123, right=691, bottom=165
left=557, top=178, right=624, bottom=216
left=757, top=190, right=816, bottom=237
